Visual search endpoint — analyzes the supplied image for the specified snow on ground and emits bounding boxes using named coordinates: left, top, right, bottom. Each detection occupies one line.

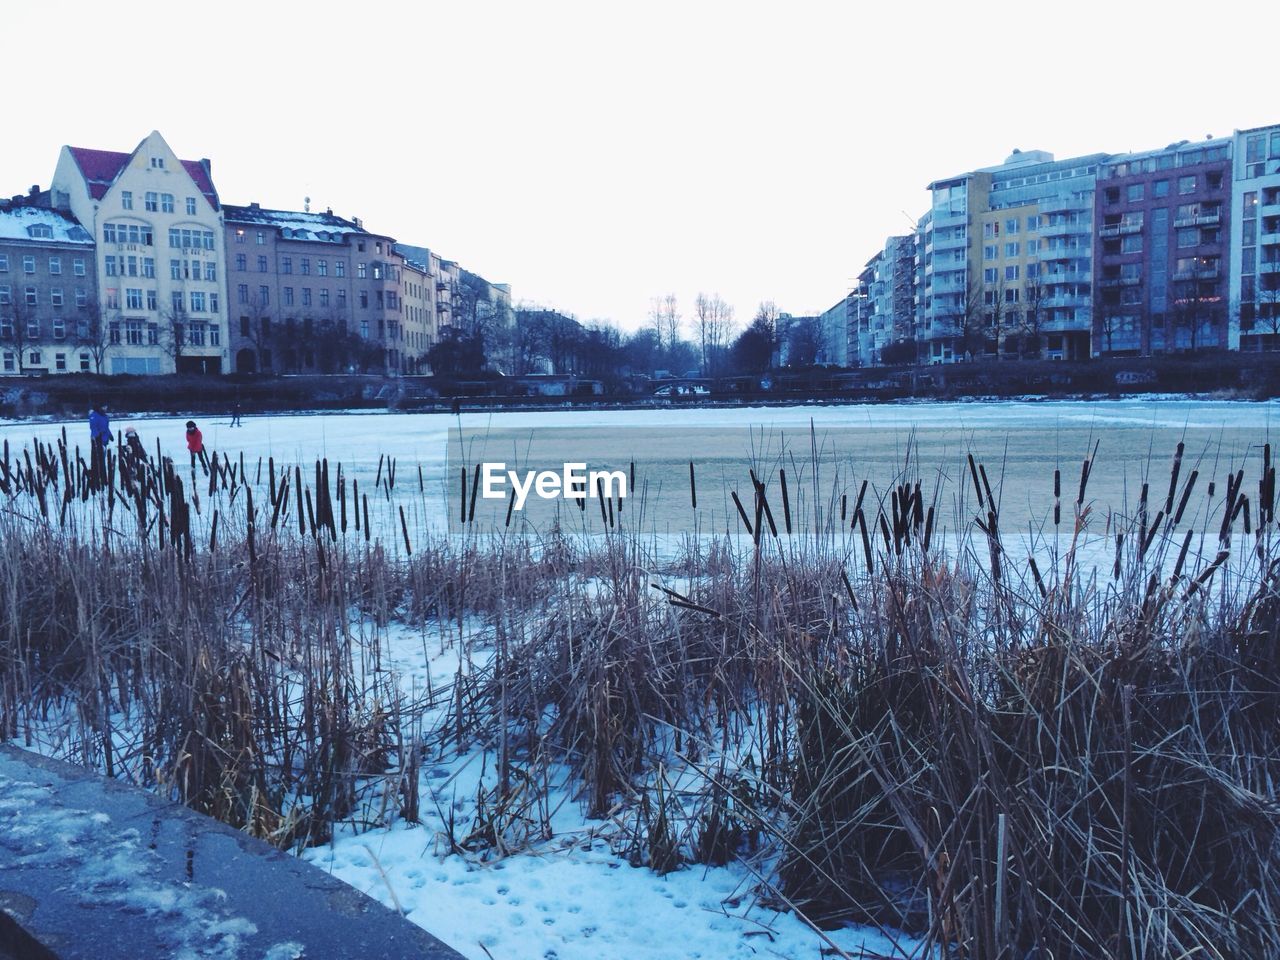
left=302, top=622, right=926, bottom=960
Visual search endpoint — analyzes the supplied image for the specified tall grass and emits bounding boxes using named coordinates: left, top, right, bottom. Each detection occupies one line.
left=0, top=427, right=1276, bottom=957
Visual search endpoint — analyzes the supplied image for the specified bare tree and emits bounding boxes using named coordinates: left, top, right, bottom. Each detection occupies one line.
left=1170, top=280, right=1223, bottom=351
left=694, top=293, right=735, bottom=378
left=1019, top=275, right=1047, bottom=359
left=2, top=290, right=36, bottom=375
left=75, top=301, right=114, bottom=374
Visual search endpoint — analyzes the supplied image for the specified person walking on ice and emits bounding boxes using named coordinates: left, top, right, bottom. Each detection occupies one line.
left=88, top=404, right=113, bottom=447
left=186, top=420, right=209, bottom=474
left=230, top=401, right=243, bottom=427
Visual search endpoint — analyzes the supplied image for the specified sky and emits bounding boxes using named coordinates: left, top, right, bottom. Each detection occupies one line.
left=2, top=0, right=1277, bottom=333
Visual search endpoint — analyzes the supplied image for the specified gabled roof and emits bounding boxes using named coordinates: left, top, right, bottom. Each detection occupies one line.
left=66, top=145, right=219, bottom=209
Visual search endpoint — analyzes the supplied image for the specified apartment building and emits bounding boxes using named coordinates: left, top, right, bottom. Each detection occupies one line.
left=858, top=235, right=915, bottom=364
left=50, top=131, right=227, bottom=374
left=1094, top=138, right=1232, bottom=356
left=0, top=192, right=97, bottom=375
left=223, top=204, right=404, bottom=374
left=1232, top=123, right=1280, bottom=352
left=399, top=250, right=436, bottom=373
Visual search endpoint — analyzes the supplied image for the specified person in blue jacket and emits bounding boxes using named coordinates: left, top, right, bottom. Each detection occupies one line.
left=88, top=404, right=113, bottom=447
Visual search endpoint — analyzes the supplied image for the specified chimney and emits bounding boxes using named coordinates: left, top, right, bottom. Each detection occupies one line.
left=326, top=207, right=332, bottom=216
left=200, top=158, right=212, bottom=175
left=249, top=201, right=260, bottom=210
left=29, top=184, right=40, bottom=197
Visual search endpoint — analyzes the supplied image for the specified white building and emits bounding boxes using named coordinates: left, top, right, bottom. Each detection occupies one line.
left=51, top=131, right=229, bottom=374
left=1231, top=123, right=1280, bottom=352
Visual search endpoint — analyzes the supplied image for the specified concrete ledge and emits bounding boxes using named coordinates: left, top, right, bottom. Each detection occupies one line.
left=0, top=746, right=464, bottom=960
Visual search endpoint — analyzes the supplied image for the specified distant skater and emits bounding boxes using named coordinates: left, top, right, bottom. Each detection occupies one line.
left=88, top=404, right=113, bottom=448
left=186, top=420, right=209, bottom=474
left=230, top=402, right=243, bottom=427
left=123, top=426, right=147, bottom=463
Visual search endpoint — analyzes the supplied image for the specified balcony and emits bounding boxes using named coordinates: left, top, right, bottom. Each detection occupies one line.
left=1041, top=294, right=1092, bottom=309
left=1100, top=276, right=1141, bottom=287
left=933, top=208, right=968, bottom=226
left=1262, top=201, right=1280, bottom=217
left=1259, top=261, right=1280, bottom=274
left=1041, top=247, right=1087, bottom=261
left=1172, top=266, right=1220, bottom=281
left=1173, top=211, right=1221, bottom=228
left=1260, top=232, right=1280, bottom=247
left=1098, top=222, right=1142, bottom=237
left=1037, top=221, right=1081, bottom=238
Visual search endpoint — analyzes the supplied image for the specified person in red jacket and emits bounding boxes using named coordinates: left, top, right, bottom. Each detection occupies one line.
left=185, top=420, right=209, bottom=473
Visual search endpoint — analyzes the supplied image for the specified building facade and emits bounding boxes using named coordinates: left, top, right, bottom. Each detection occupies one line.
left=50, top=131, right=228, bottom=374
left=223, top=204, right=406, bottom=374
left=1232, top=123, right=1280, bottom=352
left=1094, top=138, right=1232, bottom=356
left=0, top=193, right=98, bottom=375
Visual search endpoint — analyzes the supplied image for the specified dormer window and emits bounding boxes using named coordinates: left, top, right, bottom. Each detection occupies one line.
left=27, top=224, right=54, bottom=239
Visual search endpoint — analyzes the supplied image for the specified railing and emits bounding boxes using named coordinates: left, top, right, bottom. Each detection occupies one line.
left=1172, top=212, right=1221, bottom=228
left=1099, top=222, right=1142, bottom=237
left=1100, top=276, right=1142, bottom=287
left=1172, top=266, right=1220, bottom=280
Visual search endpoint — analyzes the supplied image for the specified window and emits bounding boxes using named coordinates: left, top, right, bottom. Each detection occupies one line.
left=1005, top=219, right=1019, bottom=235
left=300, top=258, right=310, bottom=275
left=75, top=288, right=88, bottom=307
left=162, top=193, right=175, bottom=213
left=1026, top=262, right=1039, bottom=279
left=283, top=287, right=294, bottom=306
left=258, top=255, right=268, bottom=272
left=1005, top=265, right=1020, bottom=281
left=24, top=286, right=37, bottom=306
left=126, top=320, right=144, bottom=346
left=0, top=255, right=8, bottom=272
left=22, top=256, right=35, bottom=274
left=238, top=283, right=249, bottom=304
left=1177, top=228, right=1198, bottom=248
left=145, top=191, right=158, bottom=212
left=171, top=291, right=184, bottom=313
left=1004, top=287, right=1019, bottom=303
left=126, top=288, right=143, bottom=310
left=1121, top=235, right=1143, bottom=254
left=1206, top=171, right=1223, bottom=190
left=235, top=254, right=247, bottom=271
left=73, top=257, right=85, bottom=276
left=1105, top=187, right=1120, bottom=204
left=1026, top=239, right=1039, bottom=254
left=79, top=354, right=90, bottom=372
left=319, top=288, right=329, bottom=307
left=55, top=353, right=66, bottom=372
left=1179, top=175, right=1196, bottom=195
left=0, top=285, right=8, bottom=304
left=302, top=288, right=312, bottom=306
left=359, top=291, right=369, bottom=308
left=121, top=191, right=133, bottom=210
left=361, top=319, right=369, bottom=338
left=205, top=262, right=217, bottom=282
left=0, top=320, right=11, bottom=340
left=105, top=256, right=118, bottom=277
left=48, top=256, right=62, bottom=275
left=372, top=264, right=383, bottom=280
left=337, top=289, right=347, bottom=307
left=210, top=292, right=219, bottom=313
left=28, top=351, right=40, bottom=366
left=1, top=352, right=12, bottom=372
left=983, top=244, right=997, bottom=259
left=282, top=256, right=292, bottom=274
left=190, top=291, right=206, bottom=312
left=1127, top=183, right=1144, bottom=202
left=259, top=285, right=270, bottom=305
left=126, top=256, right=138, bottom=277
left=147, top=290, right=157, bottom=310
left=150, top=157, right=165, bottom=169
left=335, top=260, right=346, bottom=277
left=256, top=231, right=265, bottom=245
left=210, top=324, right=220, bottom=347
left=26, top=318, right=40, bottom=338
left=105, top=289, right=119, bottom=309
left=1004, top=242, right=1019, bottom=257
left=317, top=259, right=328, bottom=276
left=147, top=323, right=159, bottom=345
left=240, top=316, right=250, bottom=336
left=984, top=268, right=997, bottom=283
left=357, top=262, right=367, bottom=279
left=50, top=288, right=63, bottom=306
left=1026, top=215, right=1039, bottom=231
left=186, top=197, right=197, bottom=215
left=52, top=318, right=65, bottom=340
left=235, top=230, right=245, bottom=244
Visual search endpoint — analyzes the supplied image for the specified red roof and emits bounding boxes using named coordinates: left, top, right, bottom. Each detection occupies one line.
left=67, top=145, right=219, bottom=210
